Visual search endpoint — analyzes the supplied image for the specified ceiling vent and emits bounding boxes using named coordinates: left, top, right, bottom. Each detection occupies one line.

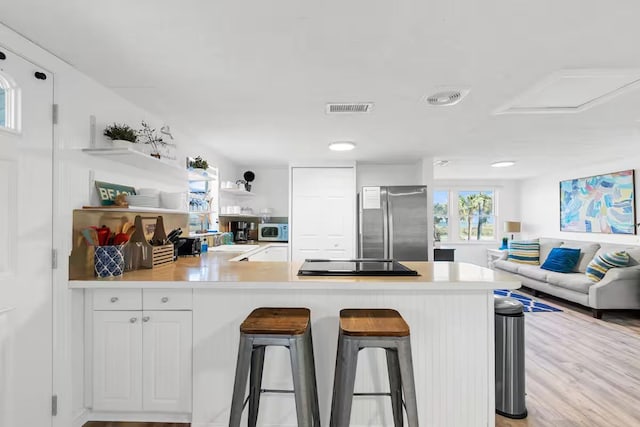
left=425, top=90, right=468, bottom=106
left=326, top=102, right=374, bottom=114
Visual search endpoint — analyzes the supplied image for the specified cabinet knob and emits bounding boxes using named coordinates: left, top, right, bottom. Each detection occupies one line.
left=129, top=317, right=137, bottom=323
left=110, top=297, right=119, bottom=303
left=142, top=316, right=150, bottom=322
left=161, top=297, right=169, bottom=303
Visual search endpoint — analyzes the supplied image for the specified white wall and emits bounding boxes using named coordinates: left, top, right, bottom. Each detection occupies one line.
left=521, top=158, right=640, bottom=246
left=228, top=166, right=289, bottom=217
left=434, top=178, right=522, bottom=266
left=0, top=22, right=237, bottom=427
left=356, top=162, right=422, bottom=188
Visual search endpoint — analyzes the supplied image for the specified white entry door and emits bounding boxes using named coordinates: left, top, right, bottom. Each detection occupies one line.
left=0, top=47, right=54, bottom=426
left=291, top=167, right=356, bottom=261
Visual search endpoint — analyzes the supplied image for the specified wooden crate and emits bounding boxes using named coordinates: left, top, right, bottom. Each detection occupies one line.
left=152, top=244, right=174, bottom=267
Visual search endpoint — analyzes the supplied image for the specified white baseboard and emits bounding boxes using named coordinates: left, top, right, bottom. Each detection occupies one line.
left=72, top=408, right=90, bottom=427
left=85, top=410, right=191, bottom=423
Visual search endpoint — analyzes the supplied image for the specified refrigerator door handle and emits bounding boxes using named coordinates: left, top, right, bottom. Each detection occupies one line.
left=388, top=192, right=394, bottom=259
left=382, top=188, right=389, bottom=259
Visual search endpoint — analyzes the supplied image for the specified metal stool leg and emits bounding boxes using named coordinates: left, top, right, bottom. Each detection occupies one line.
left=305, top=328, right=321, bottom=427
left=290, top=335, right=314, bottom=427
left=248, top=345, right=266, bottom=427
left=330, top=335, right=360, bottom=427
left=229, top=334, right=253, bottom=427
left=386, top=348, right=403, bottom=427
left=397, top=338, right=419, bottom=427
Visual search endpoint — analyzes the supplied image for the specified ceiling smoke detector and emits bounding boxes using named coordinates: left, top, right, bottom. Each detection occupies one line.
left=326, top=102, right=374, bottom=114
left=425, top=89, right=468, bottom=106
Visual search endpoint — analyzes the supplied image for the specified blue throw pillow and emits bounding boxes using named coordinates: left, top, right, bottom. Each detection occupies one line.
left=541, top=247, right=581, bottom=273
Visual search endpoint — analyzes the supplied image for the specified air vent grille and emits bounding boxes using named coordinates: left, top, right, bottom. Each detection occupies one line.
left=326, top=102, right=374, bottom=113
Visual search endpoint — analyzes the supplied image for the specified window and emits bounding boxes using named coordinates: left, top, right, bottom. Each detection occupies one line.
left=0, top=72, right=18, bottom=131
left=0, top=88, right=6, bottom=127
left=433, top=189, right=497, bottom=242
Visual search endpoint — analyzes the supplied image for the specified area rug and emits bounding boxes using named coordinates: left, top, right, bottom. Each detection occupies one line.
left=494, top=290, right=562, bottom=313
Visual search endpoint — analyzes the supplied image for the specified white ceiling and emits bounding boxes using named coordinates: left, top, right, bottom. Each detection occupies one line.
left=3, top=0, right=640, bottom=179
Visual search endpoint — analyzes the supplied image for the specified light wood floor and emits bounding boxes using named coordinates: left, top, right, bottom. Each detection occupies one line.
left=84, top=290, right=640, bottom=427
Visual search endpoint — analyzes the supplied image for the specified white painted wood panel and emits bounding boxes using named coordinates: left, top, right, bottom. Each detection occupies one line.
left=0, top=47, right=54, bottom=427
left=142, top=310, right=192, bottom=413
left=192, top=289, right=494, bottom=427
left=143, top=289, right=193, bottom=310
left=92, top=310, right=143, bottom=411
left=291, top=167, right=356, bottom=261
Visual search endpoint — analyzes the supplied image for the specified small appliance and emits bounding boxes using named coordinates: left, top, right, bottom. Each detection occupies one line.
left=231, top=221, right=250, bottom=243
left=258, top=223, right=288, bottom=242
left=177, top=237, right=201, bottom=256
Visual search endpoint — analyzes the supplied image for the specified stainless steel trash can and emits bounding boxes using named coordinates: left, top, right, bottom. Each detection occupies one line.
left=495, top=296, right=527, bottom=419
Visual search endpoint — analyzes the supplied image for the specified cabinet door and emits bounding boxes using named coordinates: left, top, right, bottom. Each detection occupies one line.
left=291, top=167, right=356, bottom=261
left=93, top=311, right=143, bottom=411
left=142, top=310, right=192, bottom=413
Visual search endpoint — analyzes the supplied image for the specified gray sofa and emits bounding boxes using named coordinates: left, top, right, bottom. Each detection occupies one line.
left=490, top=238, right=640, bottom=318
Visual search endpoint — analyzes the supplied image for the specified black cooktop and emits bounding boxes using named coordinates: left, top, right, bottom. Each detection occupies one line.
left=297, top=259, right=419, bottom=276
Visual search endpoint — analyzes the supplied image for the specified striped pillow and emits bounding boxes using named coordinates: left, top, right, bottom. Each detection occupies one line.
left=585, top=251, right=630, bottom=282
left=508, top=239, right=540, bottom=265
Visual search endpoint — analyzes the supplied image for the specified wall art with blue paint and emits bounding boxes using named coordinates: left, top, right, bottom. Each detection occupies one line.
left=560, top=170, right=635, bottom=234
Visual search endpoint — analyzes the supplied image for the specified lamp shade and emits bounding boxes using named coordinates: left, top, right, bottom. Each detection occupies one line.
left=504, top=221, right=521, bottom=233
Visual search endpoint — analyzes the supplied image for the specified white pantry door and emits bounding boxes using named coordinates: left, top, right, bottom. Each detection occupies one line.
left=0, top=48, right=54, bottom=426
left=291, top=167, right=356, bottom=261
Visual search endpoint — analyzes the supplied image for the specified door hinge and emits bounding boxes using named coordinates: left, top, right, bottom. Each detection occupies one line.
left=52, top=248, right=58, bottom=269
left=52, top=103, right=59, bottom=125
left=51, top=395, right=58, bottom=416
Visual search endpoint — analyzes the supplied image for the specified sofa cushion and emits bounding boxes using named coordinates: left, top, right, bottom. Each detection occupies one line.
left=597, top=245, right=640, bottom=266
left=545, top=272, right=593, bottom=294
left=585, top=251, right=630, bottom=282
left=560, top=242, right=600, bottom=273
left=516, top=265, right=548, bottom=282
left=493, top=259, right=520, bottom=273
left=541, top=247, right=581, bottom=273
left=507, top=239, right=540, bottom=265
left=539, top=238, right=564, bottom=264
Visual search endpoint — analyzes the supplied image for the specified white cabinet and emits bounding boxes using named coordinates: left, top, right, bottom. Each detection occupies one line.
left=246, top=245, right=288, bottom=261
left=93, top=311, right=143, bottom=412
left=142, top=311, right=192, bottom=412
left=90, top=289, right=192, bottom=414
left=291, top=167, right=356, bottom=261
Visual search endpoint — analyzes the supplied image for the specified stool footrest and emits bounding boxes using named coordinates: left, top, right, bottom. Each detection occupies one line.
left=353, top=392, right=392, bottom=397
left=261, top=388, right=295, bottom=394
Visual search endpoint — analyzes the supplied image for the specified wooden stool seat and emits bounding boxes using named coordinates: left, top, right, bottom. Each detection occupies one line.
left=339, top=308, right=410, bottom=337
left=240, top=307, right=311, bottom=335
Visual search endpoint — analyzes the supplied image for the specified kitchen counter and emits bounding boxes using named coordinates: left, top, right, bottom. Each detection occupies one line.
left=69, top=253, right=518, bottom=290
left=71, top=255, right=519, bottom=427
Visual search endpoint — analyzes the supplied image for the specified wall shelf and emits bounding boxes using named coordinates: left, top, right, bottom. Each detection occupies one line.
left=80, top=206, right=188, bottom=214
left=188, top=168, right=217, bottom=182
left=219, top=214, right=259, bottom=218
left=82, top=147, right=187, bottom=180
left=220, top=188, right=256, bottom=197
left=189, top=210, right=214, bottom=215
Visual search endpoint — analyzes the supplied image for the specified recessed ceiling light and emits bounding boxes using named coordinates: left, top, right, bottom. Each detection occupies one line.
left=433, top=160, right=450, bottom=167
left=329, top=141, right=356, bottom=151
left=491, top=161, right=516, bottom=168
left=425, top=89, right=470, bottom=106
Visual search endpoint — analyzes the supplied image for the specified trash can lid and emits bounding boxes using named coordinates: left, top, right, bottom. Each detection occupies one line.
left=494, top=296, right=524, bottom=314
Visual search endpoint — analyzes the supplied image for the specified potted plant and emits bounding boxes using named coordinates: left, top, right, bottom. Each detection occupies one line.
left=137, top=121, right=166, bottom=159
left=103, top=123, right=137, bottom=147
left=189, top=156, right=209, bottom=171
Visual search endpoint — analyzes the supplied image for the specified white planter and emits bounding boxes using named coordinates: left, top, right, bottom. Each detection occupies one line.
left=111, top=139, right=135, bottom=148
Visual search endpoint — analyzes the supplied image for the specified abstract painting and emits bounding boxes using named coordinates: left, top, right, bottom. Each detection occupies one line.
left=560, top=170, right=635, bottom=234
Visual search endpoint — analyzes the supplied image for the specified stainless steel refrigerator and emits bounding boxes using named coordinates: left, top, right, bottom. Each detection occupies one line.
left=358, top=185, right=429, bottom=261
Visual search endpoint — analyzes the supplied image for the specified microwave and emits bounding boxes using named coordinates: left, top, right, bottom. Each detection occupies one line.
left=258, top=223, right=288, bottom=242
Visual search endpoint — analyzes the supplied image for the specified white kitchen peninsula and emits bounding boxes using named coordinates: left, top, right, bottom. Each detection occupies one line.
left=70, top=258, right=519, bottom=427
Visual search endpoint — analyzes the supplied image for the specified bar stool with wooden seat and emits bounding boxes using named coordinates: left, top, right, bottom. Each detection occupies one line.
left=229, top=307, right=320, bottom=427
left=330, top=309, right=419, bottom=427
